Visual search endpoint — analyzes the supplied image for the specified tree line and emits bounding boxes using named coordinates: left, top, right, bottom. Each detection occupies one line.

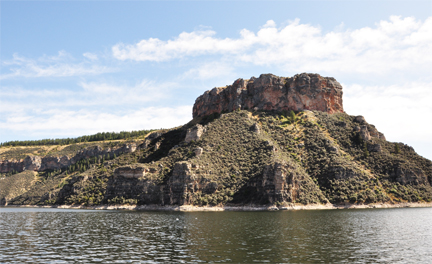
left=0, top=129, right=154, bottom=147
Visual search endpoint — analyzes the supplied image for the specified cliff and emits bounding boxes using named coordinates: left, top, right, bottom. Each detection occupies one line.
left=1, top=73, right=431, bottom=208
left=193, top=73, right=343, bottom=118
left=0, top=142, right=138, bottom=174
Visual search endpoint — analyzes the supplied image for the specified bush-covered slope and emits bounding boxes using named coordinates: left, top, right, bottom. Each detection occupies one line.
left=1, top=110, right=431, bottom=207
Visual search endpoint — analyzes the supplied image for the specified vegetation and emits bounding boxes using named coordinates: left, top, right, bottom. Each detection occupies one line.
left=0, top=129, right=154, bottom=147
left=1, top=110, right=431, bottom=207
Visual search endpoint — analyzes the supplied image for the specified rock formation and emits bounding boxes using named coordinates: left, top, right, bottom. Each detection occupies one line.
left=0, top=143, right=138, bottom=174
left=193, top=73, right=343, bottom=118
left=2, top=73, right=431, bottom=209
left=114, top=165, right=147, bottom=179
left=185, top=124, right=205, bottom=143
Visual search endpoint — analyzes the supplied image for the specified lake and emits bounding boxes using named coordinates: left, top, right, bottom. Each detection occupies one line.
left=0, top=207, right=431, bottom=263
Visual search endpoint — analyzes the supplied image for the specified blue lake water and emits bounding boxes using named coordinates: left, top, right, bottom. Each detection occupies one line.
left=0, top=207, right=431, bottom=263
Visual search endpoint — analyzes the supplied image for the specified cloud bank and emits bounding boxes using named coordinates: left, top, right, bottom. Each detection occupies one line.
left=0, top=106, right=192, bottom=140
left=0, top=51, right=113, bottom=79
left=113, top=16, right=432, bottom=76
left=2, top=16, right=432, bottom=159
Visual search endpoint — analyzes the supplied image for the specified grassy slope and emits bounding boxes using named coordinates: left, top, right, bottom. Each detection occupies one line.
left=0, top=170, right=37, bottom=203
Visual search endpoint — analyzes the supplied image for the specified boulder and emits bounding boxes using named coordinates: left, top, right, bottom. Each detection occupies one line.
left=354, top=116, right=366, bottom=123
left=23, top=156, right=42, bottom=171
left=185, top=124, right=204, bottom=143
left=194, top=147, right=203, bottom=157
left=359, top=125, right=371, bottom=141
left=368, top=144, right=382, bottom=152
left=251, top=123, right=260, bottom=134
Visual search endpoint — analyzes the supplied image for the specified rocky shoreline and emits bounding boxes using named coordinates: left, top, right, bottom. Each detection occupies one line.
left=2, top=202, right=432, bottom=212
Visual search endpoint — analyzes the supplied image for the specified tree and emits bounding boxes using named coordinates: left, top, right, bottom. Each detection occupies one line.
left=395, top=144, right=400, bottom=154
left=289, top=110, right=296, bottom=123
left=363, top=142, right=369, bottom=158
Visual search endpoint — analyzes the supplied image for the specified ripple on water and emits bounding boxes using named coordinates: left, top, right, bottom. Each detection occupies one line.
left=0, top=207, right=431, bottom=263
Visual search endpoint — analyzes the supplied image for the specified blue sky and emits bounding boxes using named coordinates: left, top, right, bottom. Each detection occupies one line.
left=1, top=1, right=431, bottom=160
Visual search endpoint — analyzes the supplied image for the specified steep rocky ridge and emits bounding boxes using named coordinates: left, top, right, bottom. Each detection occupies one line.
left=193, top=73, right=343, bottom=118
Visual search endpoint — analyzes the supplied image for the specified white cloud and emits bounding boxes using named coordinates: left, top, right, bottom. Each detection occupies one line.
left=0, top=51, right=114, bottom=79
left=344, top=81, right=432, bottom=159
left=0, top=79, right=178, bottom=116
left=112, top=29, right=252, bottom=62
left=182, top=62, right=235, bottom=80
left=112, top=16, right=432, bottom=77
left=0, top=106, right=192, bottom=139
left=77, top=79, right=176, bottom=105
left=83, top=52, right=98, bottom=61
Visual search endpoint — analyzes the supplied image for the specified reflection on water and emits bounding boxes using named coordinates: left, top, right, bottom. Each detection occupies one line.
left=0, top=207, right=431, bottom=263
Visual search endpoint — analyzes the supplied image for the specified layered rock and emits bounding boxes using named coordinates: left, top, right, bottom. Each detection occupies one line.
left=193, top=73, right=343, bottom=118
left=0, top=143, right=138, bottom=174
left=167, top=162, right=198, bottom=204
left=0, top=159, right=23, bottom=173
left=392, top=164, right=429, bottom=185
left=254, top=162, right=299, bottom=203
left=104, top=164, right=163, bottom=205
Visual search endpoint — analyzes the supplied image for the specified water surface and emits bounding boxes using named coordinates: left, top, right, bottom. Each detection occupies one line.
left=1, top=207, right=431, bottom=263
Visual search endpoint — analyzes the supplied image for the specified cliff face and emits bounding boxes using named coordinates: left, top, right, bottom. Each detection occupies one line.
left=193, top=73, right=343, bottom=118
left=0, top=143, right=138, bottom=174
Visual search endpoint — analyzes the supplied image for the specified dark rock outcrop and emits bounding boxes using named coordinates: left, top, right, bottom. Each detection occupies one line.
left=254, top=162, right=299, bottom=203
left=0, top=159, right=23, bottom=173
left=114, top=165, right=146, bottom=179
left=167, top=162, right=197, bottom=204
left=392, top=165, right=428, bottom=185
left=193, top=73, right=343, bottom=118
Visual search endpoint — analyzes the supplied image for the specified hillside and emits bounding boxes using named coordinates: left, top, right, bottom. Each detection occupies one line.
left=1, top=73, right=431, bottom=208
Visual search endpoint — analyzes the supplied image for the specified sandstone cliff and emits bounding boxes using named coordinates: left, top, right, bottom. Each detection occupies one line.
left=193, top=73, right=343, bottom=118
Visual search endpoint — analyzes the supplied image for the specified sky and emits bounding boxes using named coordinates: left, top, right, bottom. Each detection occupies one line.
left=1, top=1, right=431, bottom=160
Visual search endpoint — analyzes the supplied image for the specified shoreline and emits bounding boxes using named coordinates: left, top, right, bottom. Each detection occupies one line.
left=2, top=202, right=432, bottom=211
